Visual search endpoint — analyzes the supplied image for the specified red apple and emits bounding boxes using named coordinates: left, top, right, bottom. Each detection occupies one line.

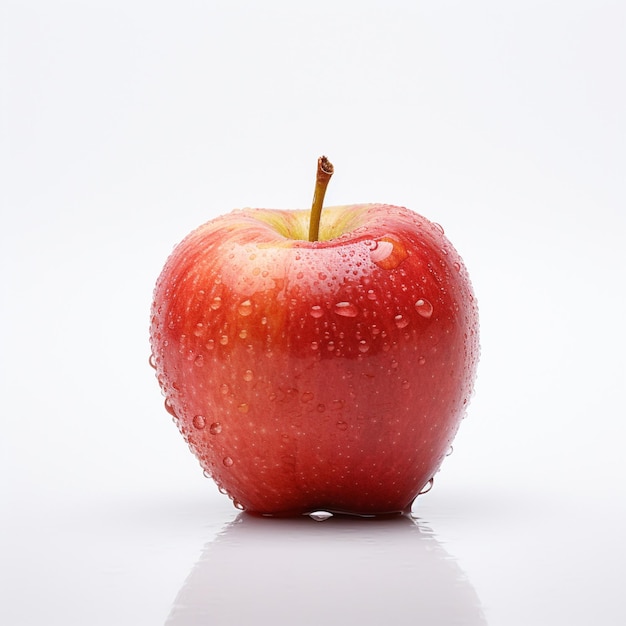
left=149, top=158, right=479, bottom=516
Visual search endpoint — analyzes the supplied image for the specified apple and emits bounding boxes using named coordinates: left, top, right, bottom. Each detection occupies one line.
left=149, top=157, right=479, bottom=516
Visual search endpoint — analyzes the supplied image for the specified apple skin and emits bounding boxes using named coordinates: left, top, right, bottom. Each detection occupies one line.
left=150, top=204, right=479, bottom=516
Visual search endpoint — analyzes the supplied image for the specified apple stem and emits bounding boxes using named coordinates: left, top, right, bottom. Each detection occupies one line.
left=308, top=155, right=334, bottom=242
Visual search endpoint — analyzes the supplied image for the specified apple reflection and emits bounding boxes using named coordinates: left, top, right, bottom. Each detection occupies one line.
left=165, top=513, right=486, bottom=625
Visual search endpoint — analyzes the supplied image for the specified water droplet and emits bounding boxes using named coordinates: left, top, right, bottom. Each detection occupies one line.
left=193, top=323, right=204, bottom=337
left=238, top=403, right=249, bottom=414
left=401, top=380, right=410, bottom=390
left=336, top=420, right=348, bottom=431
left=310, top=305, right=324, bottom=318
left=309, top=511, right=333, bottom=522
left=220, top=383, right=230, bottom=395
left=433, top=223, right=445, bottom=235
left=334, top=301, right=359, bottom=317
left=239, top=329, right=248, bottom=339
left=192, top=414, right=206, bottom=429
left=446, top=446, right=454, bottom=457
left=318, top=272, right=328, bottom=281
left=317, top=403, right=326, bottom=412
left=301, top=391, right=314, bottom=403
left=327, top=341, right=335, bottom=351
left=220, top=335, right=229, bottom=345
left=209, top=422, right=222, bottom=435
left=206, top=339, right=215, bottom=350
left=369, top=240, right=393, bottom=262
left=394, top=314, right=409, bottom=329
left=415, top=298, right=434, bottom=319
left=418, top=356, right=426, bottom=366
left=233, top=500, right=245, bottom=511
left=369, top=238, right=408, bottom=269
left=311, top=341, right=319, bottom=351
left=243, top=370, right=253, bottom=382
left=419, top=478, right=434, bottom=495
left=238, top=300, right=253, bottom=316
left=194, top=354, right=204, bottom=367
left=366, top=289, right=377, bottom=300
left=164, top=398, right=177, bottom=417
left=223, top=456, right=234, bottom=467
left=210, top=296, right=222, bottom=310
left=148, top=354, right=157, bottom=369
left=453, top=261, right=461, bottom=272
left=358, top=340, right=370, bottom=353
left=202, top=469, right=212, bottom=479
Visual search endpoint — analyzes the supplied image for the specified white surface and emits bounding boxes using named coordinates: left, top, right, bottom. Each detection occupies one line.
left=1, top=1, right=625, bottom=624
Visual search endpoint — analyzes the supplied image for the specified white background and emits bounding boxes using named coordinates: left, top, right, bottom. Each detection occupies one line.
left=1, top=1, right=625, bottom=624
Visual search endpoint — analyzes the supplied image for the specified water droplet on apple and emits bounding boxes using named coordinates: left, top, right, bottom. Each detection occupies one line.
left=243, top=369, right=253, bottom=382
left=369, top=239, right=393, bottom=261
left=220, top=335, right=229, bottom=345
left=310, top=305, right=324, bottom=318
left=394, top=314, right=409, bottom=329
left=446, top=445, right=454, bottom=457
left=238, top=300, right=253, bottom=316
left=233, top=500, right=245, bottom=511
left=209, top=422, right=222, bottom=435
left=206, top=339, right=215, bottom=350
left=202, top=469, right=212, bottom=479
left=148, top=354, right=157, bottom=369
left=433, top=223, right=445, bottom=235
left=164, top=398, right=177, bottom=417
left=223, top=456, right=234, bottom=467
left=220, top=383, right=230, bottom=395
left=193, top=323, right=204, bottom=337
left=239, top=329, right=248, bottom=339
left=366, top=289, right=377, bottom=300
left=419, top=478, right=434, bottom=495
left=358, top=340, right=369, bottom=353
left=301, top=391, right=314, bottom=403
left=238, top=403, right=249, bottom=414
left=210, top=296, right=222, bottom=310
left=334, top=301, right=359, bottom=317
left=336, top=420, right=348, bottom=431
left=309, top=511, right=333, bottom=521
left=318, top=272, right=328, bottom=281
left=415, top=298, right=434, bottom=318
left=401, top=380, right=410, bottom=390
left=317, top=403, right=326, bottom=412
left=311, top=341, right=319, bottom=351
left=194, top=354, right=204, bottom=367
left=453, top=261, right=461, bottom=272
left=418, top=356, right=426, bottom=366
left=369, top=238, right=408, bottom=269
left=192, top=415, right=206, bottom=429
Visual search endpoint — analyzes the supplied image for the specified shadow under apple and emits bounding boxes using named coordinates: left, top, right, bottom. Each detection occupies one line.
left=165, top=512, right=486, bottom=625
